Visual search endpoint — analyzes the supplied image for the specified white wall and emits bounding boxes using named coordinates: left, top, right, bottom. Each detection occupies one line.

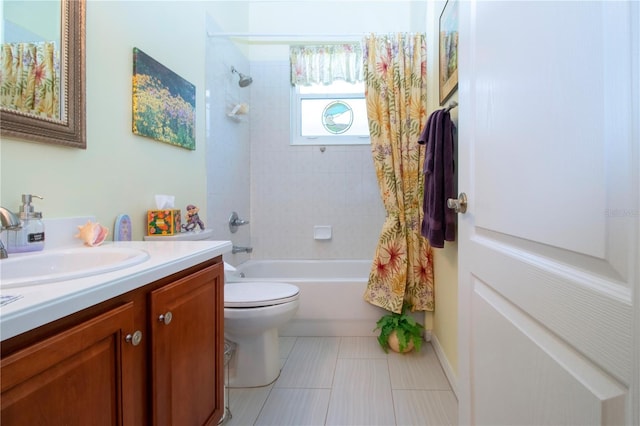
left=248, top=60, right=384, bottom=259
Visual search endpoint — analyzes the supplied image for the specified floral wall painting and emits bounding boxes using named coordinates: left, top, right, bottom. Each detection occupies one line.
left=132, top=48, right=196, bottom=150
left=439, top=0, right=458, bottom=105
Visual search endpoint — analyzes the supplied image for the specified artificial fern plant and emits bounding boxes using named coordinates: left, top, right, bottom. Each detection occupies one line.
left=374, top=303, right=424, bottom=353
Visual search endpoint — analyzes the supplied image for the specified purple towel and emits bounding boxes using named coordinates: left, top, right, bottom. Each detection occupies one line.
left=418, top=109, right=456, bottom=248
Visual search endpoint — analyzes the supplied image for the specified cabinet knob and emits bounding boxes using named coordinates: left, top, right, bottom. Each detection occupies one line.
left=158, top=311, right=173, bottom=325
left=125, top=330, right=143, bottom=346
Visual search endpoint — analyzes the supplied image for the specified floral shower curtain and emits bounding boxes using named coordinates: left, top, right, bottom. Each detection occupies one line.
left=362, top=33, right=434, bottom=314
left=0, top=41, right=59, bottom=119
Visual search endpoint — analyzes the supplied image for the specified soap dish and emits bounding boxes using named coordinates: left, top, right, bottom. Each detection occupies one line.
left=313, top=225, right=332, bottom=240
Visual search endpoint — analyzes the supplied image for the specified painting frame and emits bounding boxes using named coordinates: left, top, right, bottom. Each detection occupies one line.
left=132, top=48, right=196, bottom=150
left=439, top=0, right=459, bottom=105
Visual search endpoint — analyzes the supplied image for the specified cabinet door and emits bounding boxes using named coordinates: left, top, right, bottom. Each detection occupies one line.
left=150, top=263, right=224, bottom=426
left=1, top=302, right=138, bottom=426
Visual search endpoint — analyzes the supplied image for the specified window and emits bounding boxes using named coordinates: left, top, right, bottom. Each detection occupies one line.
left=291, top=80, right=370, bottom=146
left=289, top=43, right=369, bottom=146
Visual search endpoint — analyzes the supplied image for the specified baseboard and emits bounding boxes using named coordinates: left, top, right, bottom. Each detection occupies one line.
left=430, top=332, right=458, bottom=399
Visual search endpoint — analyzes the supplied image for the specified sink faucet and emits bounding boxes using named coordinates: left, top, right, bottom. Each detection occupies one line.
left=0, top=207, right=21, bottom=259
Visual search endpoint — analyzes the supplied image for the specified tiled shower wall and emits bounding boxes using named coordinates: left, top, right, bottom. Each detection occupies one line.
left=205, top=18, right=253, bottom=263
left=249, top=61, right=385, bottom=259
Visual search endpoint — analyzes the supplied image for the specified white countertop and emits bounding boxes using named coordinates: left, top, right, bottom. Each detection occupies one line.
left=0, top=240, right=232, bottom=341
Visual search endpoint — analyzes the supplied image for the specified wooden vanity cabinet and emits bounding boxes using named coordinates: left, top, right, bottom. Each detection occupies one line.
left=0, top=302, right=138, bottom=425
left=0, top=257, right=224, bottom=426
left=150, top=261, right=224, bottom=426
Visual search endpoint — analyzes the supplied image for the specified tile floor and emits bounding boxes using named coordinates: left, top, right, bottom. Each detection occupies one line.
left=224, top=336, right=458, bottom=426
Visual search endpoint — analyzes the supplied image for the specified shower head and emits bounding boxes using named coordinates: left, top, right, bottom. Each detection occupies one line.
left=231, top=66, right=253, bottom=87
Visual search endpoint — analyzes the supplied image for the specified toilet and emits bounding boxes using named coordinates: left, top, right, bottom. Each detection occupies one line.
left=225, top=281, right=299, bottom=387
left=144, top=229, right=299, bottom=388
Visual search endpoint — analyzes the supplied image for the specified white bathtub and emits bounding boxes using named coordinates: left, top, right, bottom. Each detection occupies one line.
left=226, top=259, right=385, bottom=336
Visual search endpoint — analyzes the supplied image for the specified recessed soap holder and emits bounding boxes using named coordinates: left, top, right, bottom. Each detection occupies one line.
left=313, top=225, right=332, bottom=240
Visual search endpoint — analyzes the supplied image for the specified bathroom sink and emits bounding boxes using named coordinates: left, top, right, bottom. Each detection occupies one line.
left=0, top=247, right=150, bottom=288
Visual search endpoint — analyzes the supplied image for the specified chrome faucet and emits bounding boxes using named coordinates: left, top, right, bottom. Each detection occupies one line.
left=0, top=207, right=22, bottom=259
left=232, top=245, right=253, bottom=254
left=228, top=211, right=249, bottom=233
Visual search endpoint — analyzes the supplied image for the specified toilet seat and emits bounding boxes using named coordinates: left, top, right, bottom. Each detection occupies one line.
left=225, top=282, right=299, bottom=308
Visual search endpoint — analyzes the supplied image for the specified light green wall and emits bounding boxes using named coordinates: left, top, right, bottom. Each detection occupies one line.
left=426, top=0, right=459, bottom=378
left=1, top=1, right=210, bottom=241
left=3, top=0, right=60, bottom=41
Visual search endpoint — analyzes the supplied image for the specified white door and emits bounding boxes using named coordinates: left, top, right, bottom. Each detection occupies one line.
left=457, top=1, right=639, bottom=425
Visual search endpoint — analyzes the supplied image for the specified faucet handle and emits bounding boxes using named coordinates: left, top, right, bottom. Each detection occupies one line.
left=229, top=211, right=250, bottom=233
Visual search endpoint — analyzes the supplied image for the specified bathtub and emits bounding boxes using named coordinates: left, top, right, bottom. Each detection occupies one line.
left=226, top=259, right=385, bottom=336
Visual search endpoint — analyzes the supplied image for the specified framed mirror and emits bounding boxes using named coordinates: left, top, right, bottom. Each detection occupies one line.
left=1, top=0, right=86, bottom=149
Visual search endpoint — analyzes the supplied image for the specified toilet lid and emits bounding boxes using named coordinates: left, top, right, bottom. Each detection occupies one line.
left=225, top=282, right=299, bottom=308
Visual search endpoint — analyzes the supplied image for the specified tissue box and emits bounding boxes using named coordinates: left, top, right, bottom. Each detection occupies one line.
left=147, top=209, right=181, bottom=236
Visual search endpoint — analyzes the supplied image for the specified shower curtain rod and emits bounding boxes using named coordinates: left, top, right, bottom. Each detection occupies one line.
left=207, top=32, right=364, bottom=39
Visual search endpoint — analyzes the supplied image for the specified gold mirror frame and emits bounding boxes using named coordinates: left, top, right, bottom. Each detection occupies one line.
left=0, top=0, right=86, bottom=149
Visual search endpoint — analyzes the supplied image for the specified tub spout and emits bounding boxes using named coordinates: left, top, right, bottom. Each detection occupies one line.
left=232, top=245, right=253, bottom=254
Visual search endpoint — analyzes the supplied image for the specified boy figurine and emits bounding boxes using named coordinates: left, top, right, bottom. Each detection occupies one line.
left=182, top=204, right=205, bottom=231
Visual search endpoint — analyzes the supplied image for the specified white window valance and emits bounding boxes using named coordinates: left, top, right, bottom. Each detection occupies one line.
left=290, top=44, right=363, bottom=86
